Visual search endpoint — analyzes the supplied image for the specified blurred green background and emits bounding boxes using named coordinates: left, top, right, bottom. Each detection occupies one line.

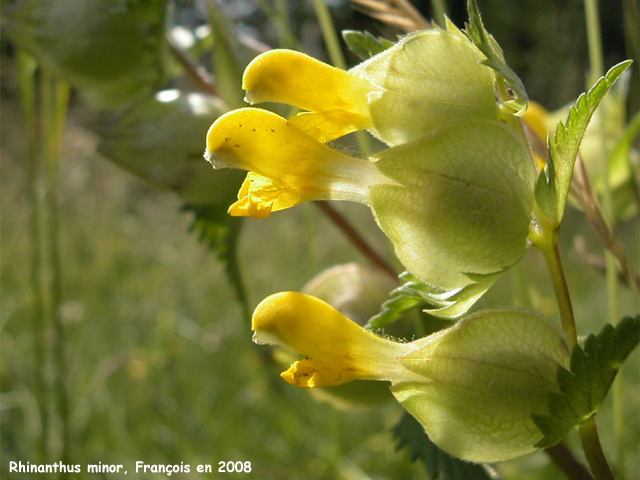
left=1, top=0, right=638, bottom=479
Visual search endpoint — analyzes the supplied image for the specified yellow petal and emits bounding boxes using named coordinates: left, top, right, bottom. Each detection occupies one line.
left=252, top=292, right=407, bottom=388
left=288, top=110, right=373, bottom=144
left=522, top=101, right=550, bottom=143
left=522, top=101, right=550, bottom=170
left=242, top=50, right=376, bottom=141
left=228, top=172, right=302, bottom=219
left=206, top=108, right=382, bottom=217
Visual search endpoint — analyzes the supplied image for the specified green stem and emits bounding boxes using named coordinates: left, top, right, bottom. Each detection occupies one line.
left=167, top=35, right=218, bottom=96
left=536, top=232, right=614, bottom=479
left=291, top=0, right=399, bottom=280
left=257, top=0, right=297, bottom=49
left=430, top=0, right=448, bottom=27
left=40, top=70, right=72, bottom=472
left=17, top=50, right=49, bottom=462
left=274, top=0, right=295, bottom=48
left=545, top=443, right=595, bottom=480
left=312, top=0, right=346, bottom=70
left=584, top=0, right=604, bottom=85
left=539, top=235, right=578, bottom=347
left=578, top=417, right=614, bottom=480
left=584, top=0, right=625, bottom=473
left=532, top=211, right=615, bottom=479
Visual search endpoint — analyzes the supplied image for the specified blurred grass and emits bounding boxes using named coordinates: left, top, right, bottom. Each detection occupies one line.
left=1, top=1, right=639, bottom=479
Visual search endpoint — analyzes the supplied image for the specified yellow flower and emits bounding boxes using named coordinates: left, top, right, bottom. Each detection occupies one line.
left=242, top=27, right=498, bottom=146
left=522, top=100, right=550, bottom=146
left=205, top=107, right=389, bottom=219
left=243, top=50, right=376, bottom=143
left=253, top=292, right=570, bottom=462
left=521, top=100, right=550, bottom=170
left=252, top=292, right=411, bottom=388
left=205, top=25, right=537, bottom=316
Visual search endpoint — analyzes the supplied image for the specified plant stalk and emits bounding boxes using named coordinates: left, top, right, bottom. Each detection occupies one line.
left=316, top=202, right=397, bottom=281
left=17, top=50, right=49, bottom=462
left=39, top=70, right=72, bottom=471
left=584, top=0, right=625, bottom=472
left=578, top=417, right=615, bottom=480
left=545, top=443, right=595, bottom=480
left=312, top=0, right=347, bottom=70
left=541, top=240, right=615, bottom=480
left=531, top=210, right=614, bottom=479
left=167, top=35, right=218, bottom=96
left=540, top=237, right=578, bottom=347
left=430, top=0, right=448, bottom=26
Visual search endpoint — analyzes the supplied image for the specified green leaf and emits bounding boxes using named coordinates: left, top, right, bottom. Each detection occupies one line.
left=535, top=60, right=633, bottom=225
left=532, top=315, right=640, bottom=448
left=184, top=204, right=250, bottom=321
left=342, top=30, right=394, bottom=61
left=393, top=413, right=498, bottom=480
left=366, top=273, right=434, bottom=330
left=463, top=0, right=528, bottom=115
left=366, top=269, right=505, bottom=329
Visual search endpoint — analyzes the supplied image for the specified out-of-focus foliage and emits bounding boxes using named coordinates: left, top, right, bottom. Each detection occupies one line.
left=5, top=0, right=169, bottom=107
left=97, top=90, right=242, bottom=206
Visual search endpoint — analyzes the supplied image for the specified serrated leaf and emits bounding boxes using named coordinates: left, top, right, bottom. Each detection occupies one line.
left=536, top=60, right=633, bottom=225
left=366, top=269, right=505, bottom=329
left=393, top=413, right=498, bottom=480
left=463, top=0, right=527, bottom=115
left=532, top=315, right=639, bottom=448
left=342, top=30, right=394, bottom=61
left=184, top=204, right=250, bottom=321
left=366, top=272, right=436, bottom=330
left=425, top=269, right=505, bottom=318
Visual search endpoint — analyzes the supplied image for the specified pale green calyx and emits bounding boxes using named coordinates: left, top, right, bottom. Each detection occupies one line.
left=369, top=119, right=535, bottom=296
left=392, top=308, right=570, bottom=463
left=350, top=27, right=499, bottom=146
